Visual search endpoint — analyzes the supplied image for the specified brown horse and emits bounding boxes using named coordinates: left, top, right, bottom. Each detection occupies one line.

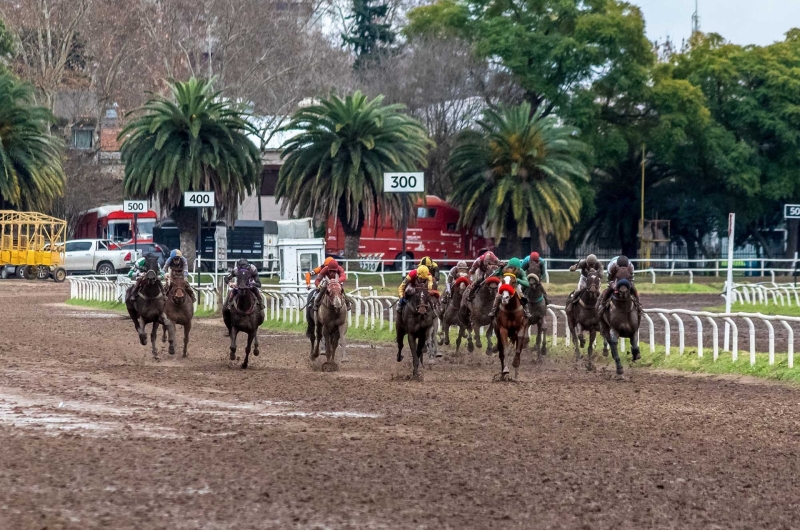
left=439, top=276, right=472, bottom=354
left=125, top=254, right=175, bottom=361
left=524, top=274, right=548, bottom=361
left=599, top=279, right=641, bottom=377
left=162, top=272, right=194, bottom=357
left=494, top=276, right=528, bottom=381
left=227, top=268, right=265, bottom=369
left=460, top=277, right=499, bottom=355
left=566, top=270, right=603, bottom=371
left=307, top=278, right=348, bottom=371
left=397, top=285, right=436, bottom=379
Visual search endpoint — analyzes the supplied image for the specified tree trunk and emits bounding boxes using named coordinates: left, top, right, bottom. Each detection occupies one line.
left=338, top=201, right=365, bottom=261
left=171, top=207, right=199, bottom=271
left=505, top=215, right=524, bottom=258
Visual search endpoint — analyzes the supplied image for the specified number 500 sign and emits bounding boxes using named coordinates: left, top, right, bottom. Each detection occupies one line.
left=384, top=172, right=424, bottom=193
left=786, top=204, right=800, bottom=219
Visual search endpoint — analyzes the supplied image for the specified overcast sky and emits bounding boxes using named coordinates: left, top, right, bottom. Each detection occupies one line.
left=631, top=0, right=800, bottom=46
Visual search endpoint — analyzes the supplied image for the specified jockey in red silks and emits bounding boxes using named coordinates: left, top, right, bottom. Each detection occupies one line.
left=461, top=251, right=504, bottom=306
left=313, top=259, right=353, bottom=313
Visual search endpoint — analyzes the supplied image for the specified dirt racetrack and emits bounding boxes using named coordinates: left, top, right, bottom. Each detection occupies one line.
left=2, top=282, right=800, bottom=529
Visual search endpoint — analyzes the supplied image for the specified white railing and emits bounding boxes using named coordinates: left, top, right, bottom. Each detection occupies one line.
left=727, top=282, right=800, bottom=307
left=69, top=277, right=800, bottom=368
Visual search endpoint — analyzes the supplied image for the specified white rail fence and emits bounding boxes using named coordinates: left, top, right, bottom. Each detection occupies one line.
left=728, top=282, right=800, bottom=307
left=70, top=277, right=800, bottom=368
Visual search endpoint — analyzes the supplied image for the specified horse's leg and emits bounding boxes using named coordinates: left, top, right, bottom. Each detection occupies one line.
left=586, top=329, right=596, bottom=372
left=512, top=326, right=524, bottom=380
left=408, top=334, right=419, bottom=377
left=486, top=324, right=496, bottom=355
left=150, top=322, right=159, bottom=360
left=158, top=315, right=176, bottom=356
left=630, top=332, right=641, bottom=362
left=608, top=328, right=623, bottom=376
left=253, top=331, right=260, bottom=358
left=229, top=328, right=238, bottom=361
left=137, top=315, right=147, bottom=346
left=182, top=321, right=190, bottom=357
left=396, top=325, right=406, bottom=363
left=474, top=320, right=483, bottom=350
left=497, top=326, right=509, bottom=379
left=241, top=331, right=255, bottom=370
left=569, top=318, right=582, bottom=363
left=322, top=329, right=333, bottom=371
left=455, top=325, right=463, bottom=355
left=540, top=318, right=548, bottom=356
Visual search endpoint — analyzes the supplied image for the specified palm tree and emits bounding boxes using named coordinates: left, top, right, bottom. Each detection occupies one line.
left=276, top=91, right=432, bottom=259
left=120, top=78, right=262, bottom=266
left=0, top=72, right=65, bottom=211
left=448, top=103, right=589, bottom=256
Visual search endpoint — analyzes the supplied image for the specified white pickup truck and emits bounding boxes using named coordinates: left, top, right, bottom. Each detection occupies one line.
left=64, top=239, right=134, bottom=275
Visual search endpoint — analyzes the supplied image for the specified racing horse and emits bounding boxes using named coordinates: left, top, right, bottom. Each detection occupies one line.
left=439, top=276, right=472, bottom=355
left=162, top=271, right=194, bottom=357
left=227, top=267, right=265, bottom=369
left=396, top=285, right=436, bottom=379
left=565, top=270, right=603, bottom=371
left=494, top=275, right=528, bottom=380
left=459, top=276, right=500, bottom=355
left=306, top=278, right=348, bottom=371
left=525, top=274, right=548, bottom=361
left=599, top=278, right=641, bottom=377
left=125, top=254, right=175, bottom=360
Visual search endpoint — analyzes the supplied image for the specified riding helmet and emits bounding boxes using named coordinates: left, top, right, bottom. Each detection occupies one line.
left=587, top=254, right=598, bottom=265
left=420, top=256, right=433, bottom=267
left=617, top=255, right=629, bottom=267
left=327, top=259, right=339, bottom=269
left=416, top=265, right=430, bottom=279
left=237, top=258, right=249, bottom=269
left=456, top=260, right=468, bottom=269
left=530, top=251, right=540, bottom=262
left=483, top=251, right=498, bottom=264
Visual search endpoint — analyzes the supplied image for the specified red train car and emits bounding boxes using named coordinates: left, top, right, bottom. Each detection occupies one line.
left=74, top=205, right=158, bottom=243
left=325, top=196, right=491, bottom=266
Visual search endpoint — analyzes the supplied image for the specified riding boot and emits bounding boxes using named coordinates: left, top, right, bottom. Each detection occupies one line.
left=521, top=297, right=532, bottom=320
left=571, top=288, right=584, bottom=305
left=597, top=288, right=611, bottom=313
left=397, top=298, right=406, bottom=313
left=488, top=295, right=501, bottom=317
left=468, top=280, right=483, bottom=302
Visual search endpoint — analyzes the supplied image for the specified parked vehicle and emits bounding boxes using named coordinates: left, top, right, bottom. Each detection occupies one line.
left=119, top=242, right=170, bottom=268
left=325, top=196, right=491, bottom=268
left=0, top=211, right=67, bottom=282
left=63, top=239, right=134, bottom=275
left=74, top=205, right=158, bottom=243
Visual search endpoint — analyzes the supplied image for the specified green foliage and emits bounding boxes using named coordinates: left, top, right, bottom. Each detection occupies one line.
left=0, top=19, right=14, bottom=64
left=276, top=91, right=432, bottom=257
left=448, top=103, right=589, bottom=248
left=0, top=72, right=64, bottom=210
left=342, top=0, right=396, bottom=70
left=120, top=78, right=261, bottom=220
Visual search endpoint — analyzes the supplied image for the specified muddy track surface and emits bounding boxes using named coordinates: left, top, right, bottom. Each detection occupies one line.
left=1, top=282, right=800, bottom=529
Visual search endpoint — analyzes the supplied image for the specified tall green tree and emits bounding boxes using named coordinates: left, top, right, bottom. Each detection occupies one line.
left=120, top=78, right=262, bottom=265
left=342, top=0, right=396, bottom=70
left=448, top=103, right=589, bottom=256
left=0, top=19, right=14, bottom=65
left=276, top=91, right=432, bottom=258
left=0, top=72, right=64, bottom=211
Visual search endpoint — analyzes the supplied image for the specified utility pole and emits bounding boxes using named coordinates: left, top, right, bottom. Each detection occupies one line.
left=692, top=0, right=700, bottom=34
left=639, top=144, right=645, bottom=257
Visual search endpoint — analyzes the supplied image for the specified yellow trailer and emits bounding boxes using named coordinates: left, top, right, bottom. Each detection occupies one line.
left=0, top=211, right=67, bottom=282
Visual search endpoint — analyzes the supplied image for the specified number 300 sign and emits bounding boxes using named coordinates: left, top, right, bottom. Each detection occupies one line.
left=384, top=172, right=424, bottom=193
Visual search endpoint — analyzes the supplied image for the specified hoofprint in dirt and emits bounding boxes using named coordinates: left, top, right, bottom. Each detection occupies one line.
left=1, top=283, right=800, bottom=528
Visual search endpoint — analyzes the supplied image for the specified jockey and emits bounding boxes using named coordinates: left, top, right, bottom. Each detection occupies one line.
left=419, top=256, right=439, bottom=288
left=462, top=251, right=504, bottom=304
left=312, top=259, right=353, bottom=312
left=520, top=251, right=550, bottom=305
left=488, top=257, right=531, bottom=319
left=313, top=256, right=335, bottom=276
left=568, top=254, right=603, bottom=303
left=598, top=255, right=639, bottom=312
left=162, top=250, right=195, bottom=302
left=444, top=260, right=470, bottom=294
left=224, top=258, right=262, bottom=308
left=397, top=265, right=432, bottom=312
left=126, top=255, right=164, bottom=302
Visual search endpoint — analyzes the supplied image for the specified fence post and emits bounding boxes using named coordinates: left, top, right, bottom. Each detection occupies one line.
left=706, top=317, right=719, bottom=361
left=691, top=315, right=703, bottom=358
left=781, top=320, right=793, bottom=368
left=657, top=313, right=671, bottom=355
left=742, top=316, right=756, bottom=366
left=723, top=317, right=738, bottom=361
left=671, top=314, right=685, bottom=355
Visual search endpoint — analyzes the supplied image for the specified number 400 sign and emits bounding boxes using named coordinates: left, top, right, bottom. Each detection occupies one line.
left=384, top=172, right=424, bottom=193
left=184, top=191, right=215, bottom=207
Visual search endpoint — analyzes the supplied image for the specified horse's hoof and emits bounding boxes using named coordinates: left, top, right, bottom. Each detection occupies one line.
left=241, top=363, right=248, bottom=370
left=585, top=362, right=596, bottom=372
left=182, top=352, right=188, bottom=358
left=512, top=357, right=521, bottom=369
left=602, top=349, right=609, bottom=358
left=435, top=351, right=443, bottom=358
left=322, top=362, right=339, bottom=372
left=162, top=335, right=167, bottom=344
left=229, top=351, right=236, bottom=361
left=616, top=367, right=624, bottom=376
left=139, top=335, right=147, bottom=346
left=492, top=345, right=499, bottom=353
left=168, top=346, right=175, bottom=355
left=411, top=372, right=423, bottom=381
left=397, top=353, right=404, bottom=362
left=579, top=339, right=585, bottom=348
left=253, top=348, right=260, bottom=357
left=632, top=349, right=641, bottom=362
left=467, top=343, right=474, bottom=353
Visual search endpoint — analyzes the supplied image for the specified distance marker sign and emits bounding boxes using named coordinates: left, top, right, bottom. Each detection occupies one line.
left=785, top=204, right=800, bottom=219
left=184, top=191, right=215, bottom=207
left=384, top=172, right=424, bottom=193
left=123, top=200, right=148, bottom=213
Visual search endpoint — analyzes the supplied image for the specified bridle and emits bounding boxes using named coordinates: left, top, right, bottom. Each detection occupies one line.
left=137, top=269, right=164, bottom=301
left=319, top=278, right=345, bottom=311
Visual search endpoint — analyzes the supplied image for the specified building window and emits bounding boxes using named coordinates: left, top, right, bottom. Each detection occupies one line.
left=72, top=127, right=94, bottom=149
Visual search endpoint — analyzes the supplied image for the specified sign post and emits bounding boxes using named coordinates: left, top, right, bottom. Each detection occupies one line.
left=724, top=213, right=735, bottom=351
left=184, top=191, right=215, bottom=285
left=123, top=200, right=148, bottom=258
left=384, top=172, right=424, bottom=274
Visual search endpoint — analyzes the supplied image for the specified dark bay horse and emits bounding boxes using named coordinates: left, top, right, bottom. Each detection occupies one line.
left=163, top=272, right=194, bottom=357
left=566, top=270, right=603, bottom=370
left=460, top=277, right=499, bottom=355
left=227, top=268, right=265, bottom=369
left=126, top=255, right=175, bottom=360
left=495, top=276, right=528, bottom=381
left=306, top=278, right=348, bottom=371
left=525, top=274, right=548, bottom=361
left=599, top=279, right=641, bottom=377
left=397, top=285, right=436, bottom=379
left=439, top=276, right=471, bottom=354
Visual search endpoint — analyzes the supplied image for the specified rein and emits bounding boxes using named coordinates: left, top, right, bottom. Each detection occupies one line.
left=232, top=288, right=257, bottom=315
